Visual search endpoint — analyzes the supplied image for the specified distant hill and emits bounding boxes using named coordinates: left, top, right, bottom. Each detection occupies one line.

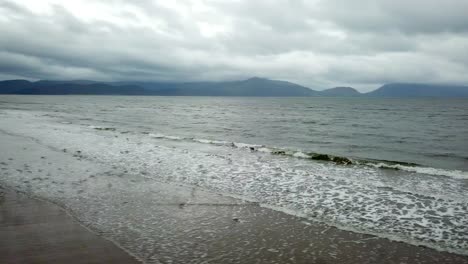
left=0, top=77, right=316, bottom=96
left=0, top=80, right=146, bottom=95
left=0, top=80, right=33, bottom=93
left=367, top=83, right=468, bottom=97
left=1, top=79, right=468, bottom=97
left=319, top=87, right=361, bottom=97
left=36, top=80, right=101, bottom=85
left=117, top=77, right=317, bottom=96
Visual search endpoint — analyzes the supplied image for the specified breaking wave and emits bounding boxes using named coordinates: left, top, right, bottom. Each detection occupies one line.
left=89, top=127, right=468, bottom=180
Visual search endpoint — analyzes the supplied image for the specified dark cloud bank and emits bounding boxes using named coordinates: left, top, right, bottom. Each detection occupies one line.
left=1, top=0, right=468, bottom=92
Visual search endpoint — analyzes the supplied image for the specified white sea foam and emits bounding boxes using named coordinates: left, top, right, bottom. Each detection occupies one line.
left=146, top=132, right=468, bottom=180
left=127, top=131, right=468, bottom=181
left=292, top=151, right=311, bottom=159
left=257, top=147, right=272, bottom=153
left=232, top=142, right=264, bottom=149
left=149, top=133, right=183, bottom=140
left=76, top=125, right=468, bottom=182
left=193, top=138, right=231, bottom=145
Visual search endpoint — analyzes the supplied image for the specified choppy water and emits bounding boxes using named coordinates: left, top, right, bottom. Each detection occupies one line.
left=1, top=95, right=468, bottom=255
left=2, top=96, right=468, bottom=171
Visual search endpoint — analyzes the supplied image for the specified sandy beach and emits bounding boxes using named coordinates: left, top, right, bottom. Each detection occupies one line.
left=0, top=187, right=140, bottom=263
left=1, top=186, right=468, bottom=264
left=1, top=109, right=467, bottom=263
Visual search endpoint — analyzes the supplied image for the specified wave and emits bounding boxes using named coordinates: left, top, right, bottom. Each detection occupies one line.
left=89, top=126, right=468, bottom=180
left=365, top=163, right=468, bottom=180
left=150, top=133, right=468, bottom=179
left=149, top=133, right=183, bottom=140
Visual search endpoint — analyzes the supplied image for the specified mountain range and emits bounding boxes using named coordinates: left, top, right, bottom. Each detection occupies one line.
left=1, top=77, right=468, bottom=97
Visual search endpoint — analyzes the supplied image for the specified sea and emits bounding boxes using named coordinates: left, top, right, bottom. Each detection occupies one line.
left=1, top=95, right=467, bottom=256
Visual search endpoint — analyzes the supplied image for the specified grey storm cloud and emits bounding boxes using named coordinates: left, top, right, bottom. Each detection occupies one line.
left=1, top=0, right=468, bottom=91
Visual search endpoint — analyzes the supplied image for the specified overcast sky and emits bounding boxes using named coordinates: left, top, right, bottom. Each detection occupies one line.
left=1, top=0, right=468, bottom=91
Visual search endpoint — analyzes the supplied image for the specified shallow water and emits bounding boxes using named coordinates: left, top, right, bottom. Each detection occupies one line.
left=0, top=95, right=467, bottom=256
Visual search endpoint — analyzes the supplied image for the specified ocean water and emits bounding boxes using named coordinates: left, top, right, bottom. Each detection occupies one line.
left=1, top=95, right=468, bottom=256
left=2, top=95, right=467, bottom=171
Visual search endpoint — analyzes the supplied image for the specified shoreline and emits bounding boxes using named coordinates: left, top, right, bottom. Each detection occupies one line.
left=0, top=186, right=141, bottom=264
left=2, top=185, right=468, bottom=264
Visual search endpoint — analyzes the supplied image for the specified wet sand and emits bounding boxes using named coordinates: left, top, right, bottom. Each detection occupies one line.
left=1, top=186, right=468, bottom=264
left=0, top=187, right=140, bottom=263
